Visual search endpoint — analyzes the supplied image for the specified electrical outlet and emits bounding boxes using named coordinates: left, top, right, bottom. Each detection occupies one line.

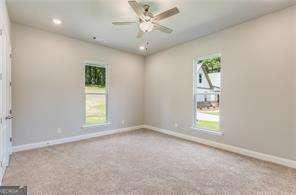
left=57, top=128, right=62, bottom=134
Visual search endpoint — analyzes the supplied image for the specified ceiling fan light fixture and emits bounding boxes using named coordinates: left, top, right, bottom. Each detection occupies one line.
left=52, top=18, right=62, bottom=25
left=139, top=21, right=154, bottom=32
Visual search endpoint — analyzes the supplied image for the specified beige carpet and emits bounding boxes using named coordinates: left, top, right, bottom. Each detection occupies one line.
left=3, top=129, right=296, bottom=194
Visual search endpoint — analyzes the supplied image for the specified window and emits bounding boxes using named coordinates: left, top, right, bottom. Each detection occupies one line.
left=84, top=63, right=108, bottom=126
left=193, top=54, right=221, bottom=132
left=198, top=73, right=202, bottom=83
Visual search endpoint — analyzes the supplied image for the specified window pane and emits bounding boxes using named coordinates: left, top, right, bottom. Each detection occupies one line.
left=85, top=94, right=106, bottom=125
left=85, top=65, right=106, bottom=93
left=195, top=55, right=221, bottom=131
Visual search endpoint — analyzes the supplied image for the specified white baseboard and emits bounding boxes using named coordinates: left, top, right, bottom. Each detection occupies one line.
left=143, top=125, right=296, bottom=169
left=11, top=124, right=296, bottom=169
left=12, top=125, right=144, bottom=153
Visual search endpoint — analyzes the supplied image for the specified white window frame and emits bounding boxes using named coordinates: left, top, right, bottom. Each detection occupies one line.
left=192, top=53, right=223, bottom=135
left=83, top=62, right=110, bottom=128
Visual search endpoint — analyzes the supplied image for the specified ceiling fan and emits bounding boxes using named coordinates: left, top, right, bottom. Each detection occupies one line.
left=112, top=0, right=180, bottom=38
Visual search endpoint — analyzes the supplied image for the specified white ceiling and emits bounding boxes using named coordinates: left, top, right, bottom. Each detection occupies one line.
left=7, top=0, right=296, bottom=56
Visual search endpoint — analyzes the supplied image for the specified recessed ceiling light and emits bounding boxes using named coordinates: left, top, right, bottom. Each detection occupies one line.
left=139, top=46, right=145, bottom=50
left=52, top=18, right=62, bottom=25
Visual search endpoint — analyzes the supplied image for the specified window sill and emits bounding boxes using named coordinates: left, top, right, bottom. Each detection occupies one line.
left=82, top=122, right=111, bottom=129
left=190, top=127, right=224, bottom=136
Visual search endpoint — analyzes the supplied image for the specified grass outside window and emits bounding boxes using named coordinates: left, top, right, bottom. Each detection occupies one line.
left=85, top=88, right=106, bottom=125
left=196, top=120, right=219, bottom=131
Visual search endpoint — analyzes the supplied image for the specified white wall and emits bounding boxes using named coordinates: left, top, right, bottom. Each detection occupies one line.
left=11, top=23, right=144, bottom=146
left=145, top=6, right=296, bottom=161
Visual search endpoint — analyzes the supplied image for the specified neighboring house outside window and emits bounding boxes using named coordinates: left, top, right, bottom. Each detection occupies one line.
left=199, top=73, right=202, bottom=83
left=84, top=63, right=108, bottom=126
left=193, top=54, right=221, bottom=132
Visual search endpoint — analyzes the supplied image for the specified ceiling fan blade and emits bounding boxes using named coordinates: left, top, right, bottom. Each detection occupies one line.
left=153, top=23, right=173, bottom=33
left=112, top=21, right=137, bottom=25
left=153, top=7, right=179, bottom=22
left=128, top=0, right=144, bottom=20
left=137, top=28, right=144, bottom=38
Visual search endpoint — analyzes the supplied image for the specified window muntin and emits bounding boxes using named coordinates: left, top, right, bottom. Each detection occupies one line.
left=85, top=63, right=108, bottom=125
left=193, top=54, right=221, bottom=132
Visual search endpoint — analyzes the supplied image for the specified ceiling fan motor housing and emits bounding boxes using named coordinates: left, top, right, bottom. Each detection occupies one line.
left=143, top=4, right=150, bottom=12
